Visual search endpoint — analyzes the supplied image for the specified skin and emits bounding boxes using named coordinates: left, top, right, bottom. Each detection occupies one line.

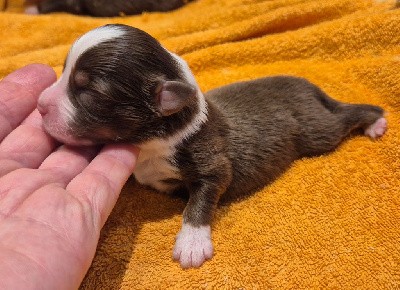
left=0, top=64, right=139, bottom=290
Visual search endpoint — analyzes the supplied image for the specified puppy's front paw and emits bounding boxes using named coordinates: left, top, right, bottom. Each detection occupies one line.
left=173, top=224, right=213, bottom=268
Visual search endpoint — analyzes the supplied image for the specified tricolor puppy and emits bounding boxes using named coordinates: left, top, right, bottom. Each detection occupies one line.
left=37, top=24, right=388, bottom=269
left=25, top=0, right=193, bottom=16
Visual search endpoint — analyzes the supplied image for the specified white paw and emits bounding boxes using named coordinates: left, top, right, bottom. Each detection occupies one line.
left=173, top=224, right=213, bottom=268
left=365, top=117, right=387, bottom=139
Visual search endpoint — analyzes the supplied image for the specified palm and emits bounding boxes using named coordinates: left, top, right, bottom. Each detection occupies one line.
left=0, top=181, right=95, bottom=289
left=0, top=64, right=138, bottom=289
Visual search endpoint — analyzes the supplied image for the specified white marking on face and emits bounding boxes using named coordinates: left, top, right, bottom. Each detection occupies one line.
left=58, top=25, right=127, bottom=99
left=62, top=25, right=126, bottom=115
left=60, top=97, right=76, bottom=124
left=173, top=223, right=213, bottom=268
left=64, top=25, right=126, bottom=82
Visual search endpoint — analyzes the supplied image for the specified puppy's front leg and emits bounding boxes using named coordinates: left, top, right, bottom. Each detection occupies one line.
left=173, top=173, right=231, bottom=268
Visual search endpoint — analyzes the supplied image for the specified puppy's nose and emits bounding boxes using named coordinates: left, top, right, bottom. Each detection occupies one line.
left=37, top=84, right=57, bottom=116
left=37, top=89, right=51, bottom=116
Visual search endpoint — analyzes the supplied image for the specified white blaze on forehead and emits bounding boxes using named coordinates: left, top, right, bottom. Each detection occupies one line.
left=55, top=25, right=126, bottom=122
left=63, top=25, right=126, bottom=81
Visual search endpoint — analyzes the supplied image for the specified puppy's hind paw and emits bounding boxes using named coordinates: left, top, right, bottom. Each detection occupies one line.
left=173, top=224, right=214, bottom=269
left=365, top=117, right=387, bottom=139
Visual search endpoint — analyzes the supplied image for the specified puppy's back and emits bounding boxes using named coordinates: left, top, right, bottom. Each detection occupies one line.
left=204, top=76, right=384, bottom=202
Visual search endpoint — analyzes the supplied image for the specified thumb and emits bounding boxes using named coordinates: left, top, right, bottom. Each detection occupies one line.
left=66, top=143, right=140, bottom=231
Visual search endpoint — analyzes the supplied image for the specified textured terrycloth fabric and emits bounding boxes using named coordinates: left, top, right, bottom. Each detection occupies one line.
left=1, top=0, right=399, bottom=288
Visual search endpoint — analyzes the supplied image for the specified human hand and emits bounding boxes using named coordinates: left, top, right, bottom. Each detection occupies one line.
left=0, top=64, right=139, bottom=290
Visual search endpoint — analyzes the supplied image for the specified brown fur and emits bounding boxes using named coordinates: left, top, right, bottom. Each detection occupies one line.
left=172, top=76, right=383, bottom=225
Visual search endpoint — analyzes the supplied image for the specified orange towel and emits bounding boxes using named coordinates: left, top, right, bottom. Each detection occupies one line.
left=1, top=0, right=399, bottom=288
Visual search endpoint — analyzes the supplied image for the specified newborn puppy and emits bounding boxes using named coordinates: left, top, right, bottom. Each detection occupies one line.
left=37, top=24, right=387, bottom=268
left=25, top=0, right=193, bottom=16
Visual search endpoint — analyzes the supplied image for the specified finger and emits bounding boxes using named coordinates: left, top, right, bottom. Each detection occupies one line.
left=66, top=144, right=139, bottom=231
left=0, top=64, right=56, bottom=141
left=0, top=110, right=58, bottom=177
left=39, top=145, right=100, bottom=179
left=0, top=168, right=63, bottom=218
left=0, top=146, right=99, bottom=218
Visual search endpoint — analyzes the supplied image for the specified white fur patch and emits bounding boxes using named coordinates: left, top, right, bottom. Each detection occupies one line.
left=135, top=139, right=182, bottom=192
left=364, top=117, right=387, bottom=139
left=169, top=52, right=208, bottom=141
left=173, top=223, right=213, bottom=268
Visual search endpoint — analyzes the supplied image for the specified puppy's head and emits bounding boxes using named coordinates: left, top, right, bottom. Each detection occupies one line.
left=38, top=24, right=201, bottom=146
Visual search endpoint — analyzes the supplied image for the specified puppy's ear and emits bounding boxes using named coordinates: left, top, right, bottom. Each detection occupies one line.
left=156, top=81, right=197, bottom=116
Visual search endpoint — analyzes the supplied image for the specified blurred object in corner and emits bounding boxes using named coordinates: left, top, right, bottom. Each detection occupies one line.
left=1, top=0, right=7, bottom=11
left=24, top=0, right=194, bottom=16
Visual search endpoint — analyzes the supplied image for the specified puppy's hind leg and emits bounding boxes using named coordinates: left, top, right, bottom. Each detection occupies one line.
left=314, top=86, right=387, bottom=139
left=297, top=88, right=387, bottom=158
left=338, top=103, right=387, bottom=139
left=364, top=116, right=387, bottom=139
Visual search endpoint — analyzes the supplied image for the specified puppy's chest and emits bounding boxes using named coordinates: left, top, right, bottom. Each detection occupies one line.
left=134, top=142, right=182, bottom=193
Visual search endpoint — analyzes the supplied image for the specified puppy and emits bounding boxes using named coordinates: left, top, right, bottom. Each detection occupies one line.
left=37, top=24, right=387, bottom=268
left=25, top=0, right=193, bottom=16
